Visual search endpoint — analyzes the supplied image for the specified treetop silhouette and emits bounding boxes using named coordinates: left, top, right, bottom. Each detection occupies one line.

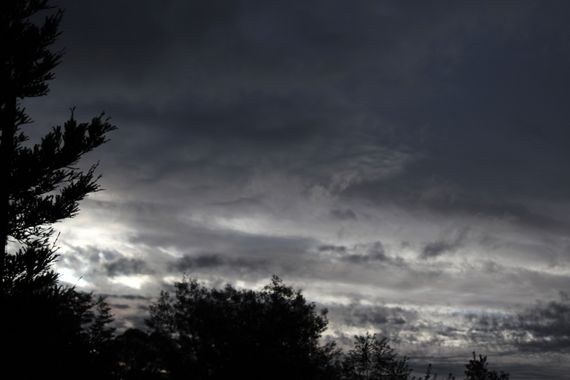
left=1, top=2, right=116, bottom=379
left=146, top=275, right=338, bottom=380
left=0, top=0, right=115, bottom=292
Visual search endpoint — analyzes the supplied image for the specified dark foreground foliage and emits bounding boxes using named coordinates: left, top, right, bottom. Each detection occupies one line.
left=142, top=276, right=338, bottom=380
left=95, top=276, right=509, bottom=380
left=0, top=1, right=115, bottom=378
left=2, top=270, right=512, bottom=380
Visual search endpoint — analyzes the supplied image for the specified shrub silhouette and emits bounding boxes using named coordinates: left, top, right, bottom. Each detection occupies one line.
left=145, top=275, right=339, bottom=380
left=342, top=333, right=412, bottom=380
left=464, top=353, right=509, bottom=380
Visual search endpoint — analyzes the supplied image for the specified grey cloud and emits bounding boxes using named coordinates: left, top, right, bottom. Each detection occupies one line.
left=60, top=246, right=121, bottom=269
left=131, top=223, right=316, bottom=261
left=104, top=258, right=154, bottom=277
left=342, top=242, right=391, bottom=264
left=463, top=293, right=570, bottom=353
left=175, top=254, right=224, bottom=269
left=99, top=294, right=151, bottom=301
left=109, top=303, right=130, bottom=310
left=327, top=302, right=471, bottom=352
left=506, top=295, right=570, bottom=352
left=210, top=196, right=265, bottom=213
left=421, top=241, right=457, bottom=259
left=323, top=304, right=419, bottom=351
left=172, top=253, right=267, bottom=272
left=46, top=0, right=570, bottom=204
left=426, top=197, right=570, bottom=236
left=42, top=0, right=570, bottom=229
left=330, top=208, right=357, bottom=220
left=421, top=228, right=468, bottom=259
left=340, top=304, right=418, bottom=329
left=318, top=245, right=347, bottom=254
left=318, top=241, right=404, bottom=266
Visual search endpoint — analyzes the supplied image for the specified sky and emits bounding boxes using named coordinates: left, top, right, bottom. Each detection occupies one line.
left=24, top=1, right=570, bottom=378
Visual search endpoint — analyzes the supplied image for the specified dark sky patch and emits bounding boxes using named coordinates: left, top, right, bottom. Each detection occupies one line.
left=330, top=208, right=358, bottom=221
left=105, top=258, right=154, bottom=277
left=172, top=253, right=267, bottom=273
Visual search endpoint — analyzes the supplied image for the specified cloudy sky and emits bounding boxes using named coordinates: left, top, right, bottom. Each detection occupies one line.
left=25, top=1, right=570, bottom=378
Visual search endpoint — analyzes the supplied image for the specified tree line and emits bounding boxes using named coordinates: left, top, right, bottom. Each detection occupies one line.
left=0, top=1, right=509, bottom=379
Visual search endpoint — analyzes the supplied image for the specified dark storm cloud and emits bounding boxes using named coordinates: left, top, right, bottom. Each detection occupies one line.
left=109, top=303, right=130, bottom=310
left=330, top=208, right=358, bottom=221
left=172, top=253, right=267, bottom=272
left=341, top=242, right=391, bottom=264
left=317, top=241, right=406, bottom=266
left=420, top=228, right=468, bottom=259
left=338, top=303, right=418, bottom=329
left=329, top=292, right=570, bottom=375
left=100, top=294, right=150, bottom=302
left=210, top=196, right=264, bottom=211
left=105, top=258, right=154, bottom=277
left=517, top=294, right=570, bottom=352
left=327, top=302, right=473, bottom=354
left=421, top=240, right=456, bottom=259
left=349, top=181, right=570, bottom=236
left=129, top=217, right=316, bottom=260
left=58, top=245, right=121, bottom=272
left=44, top=0, right=570, bottom=232
left=317, top=245, right=347, bottom=254
left=465, top=293, right=570, bottom=353
left=58, top=244, right=153, bottom=276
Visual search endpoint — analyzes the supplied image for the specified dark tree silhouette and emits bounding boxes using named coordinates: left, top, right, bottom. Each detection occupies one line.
left=0, top=1, right=116, bottom=378
left=110, top=328, right=177, bottom=380
left=0, top=0, right=115, bottom=292
left=146, top=275, right=339, bottom=380
left=339, top=335, right=511, bottom=380
left=87, top=296, right=118, bottom=376
left=464, top=353, right=509, bottom=380
left=412, top=363, right=455, bottom=380
left=342, top=333, right=412, bottom=380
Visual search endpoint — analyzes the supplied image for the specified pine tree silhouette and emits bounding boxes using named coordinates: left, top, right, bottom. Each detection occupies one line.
left=0, top=2, right=116, bottom=378
left=0, top=0, right=115, bottom=292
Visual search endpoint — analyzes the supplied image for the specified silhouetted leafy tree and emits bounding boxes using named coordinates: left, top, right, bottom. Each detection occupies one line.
left=85, top=296, right=118, bottom=376
left=342, top=333, right=412, bottom=380
left=464, top=353, right=509, bottom=380
left=146, top=276, right=339, bottom=380
left=0, top=1, right=116, bottom=378
left=339, top=335, right=511, bottom=380
left=0, top=0, right=115, bottom=291
left=88, top=296, right=116, bottom=352
left=412, top=363, right=456, bottom=380
left=109, top=328, right=173, bottom=380
left=3, top=281, right=95, bottom=378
